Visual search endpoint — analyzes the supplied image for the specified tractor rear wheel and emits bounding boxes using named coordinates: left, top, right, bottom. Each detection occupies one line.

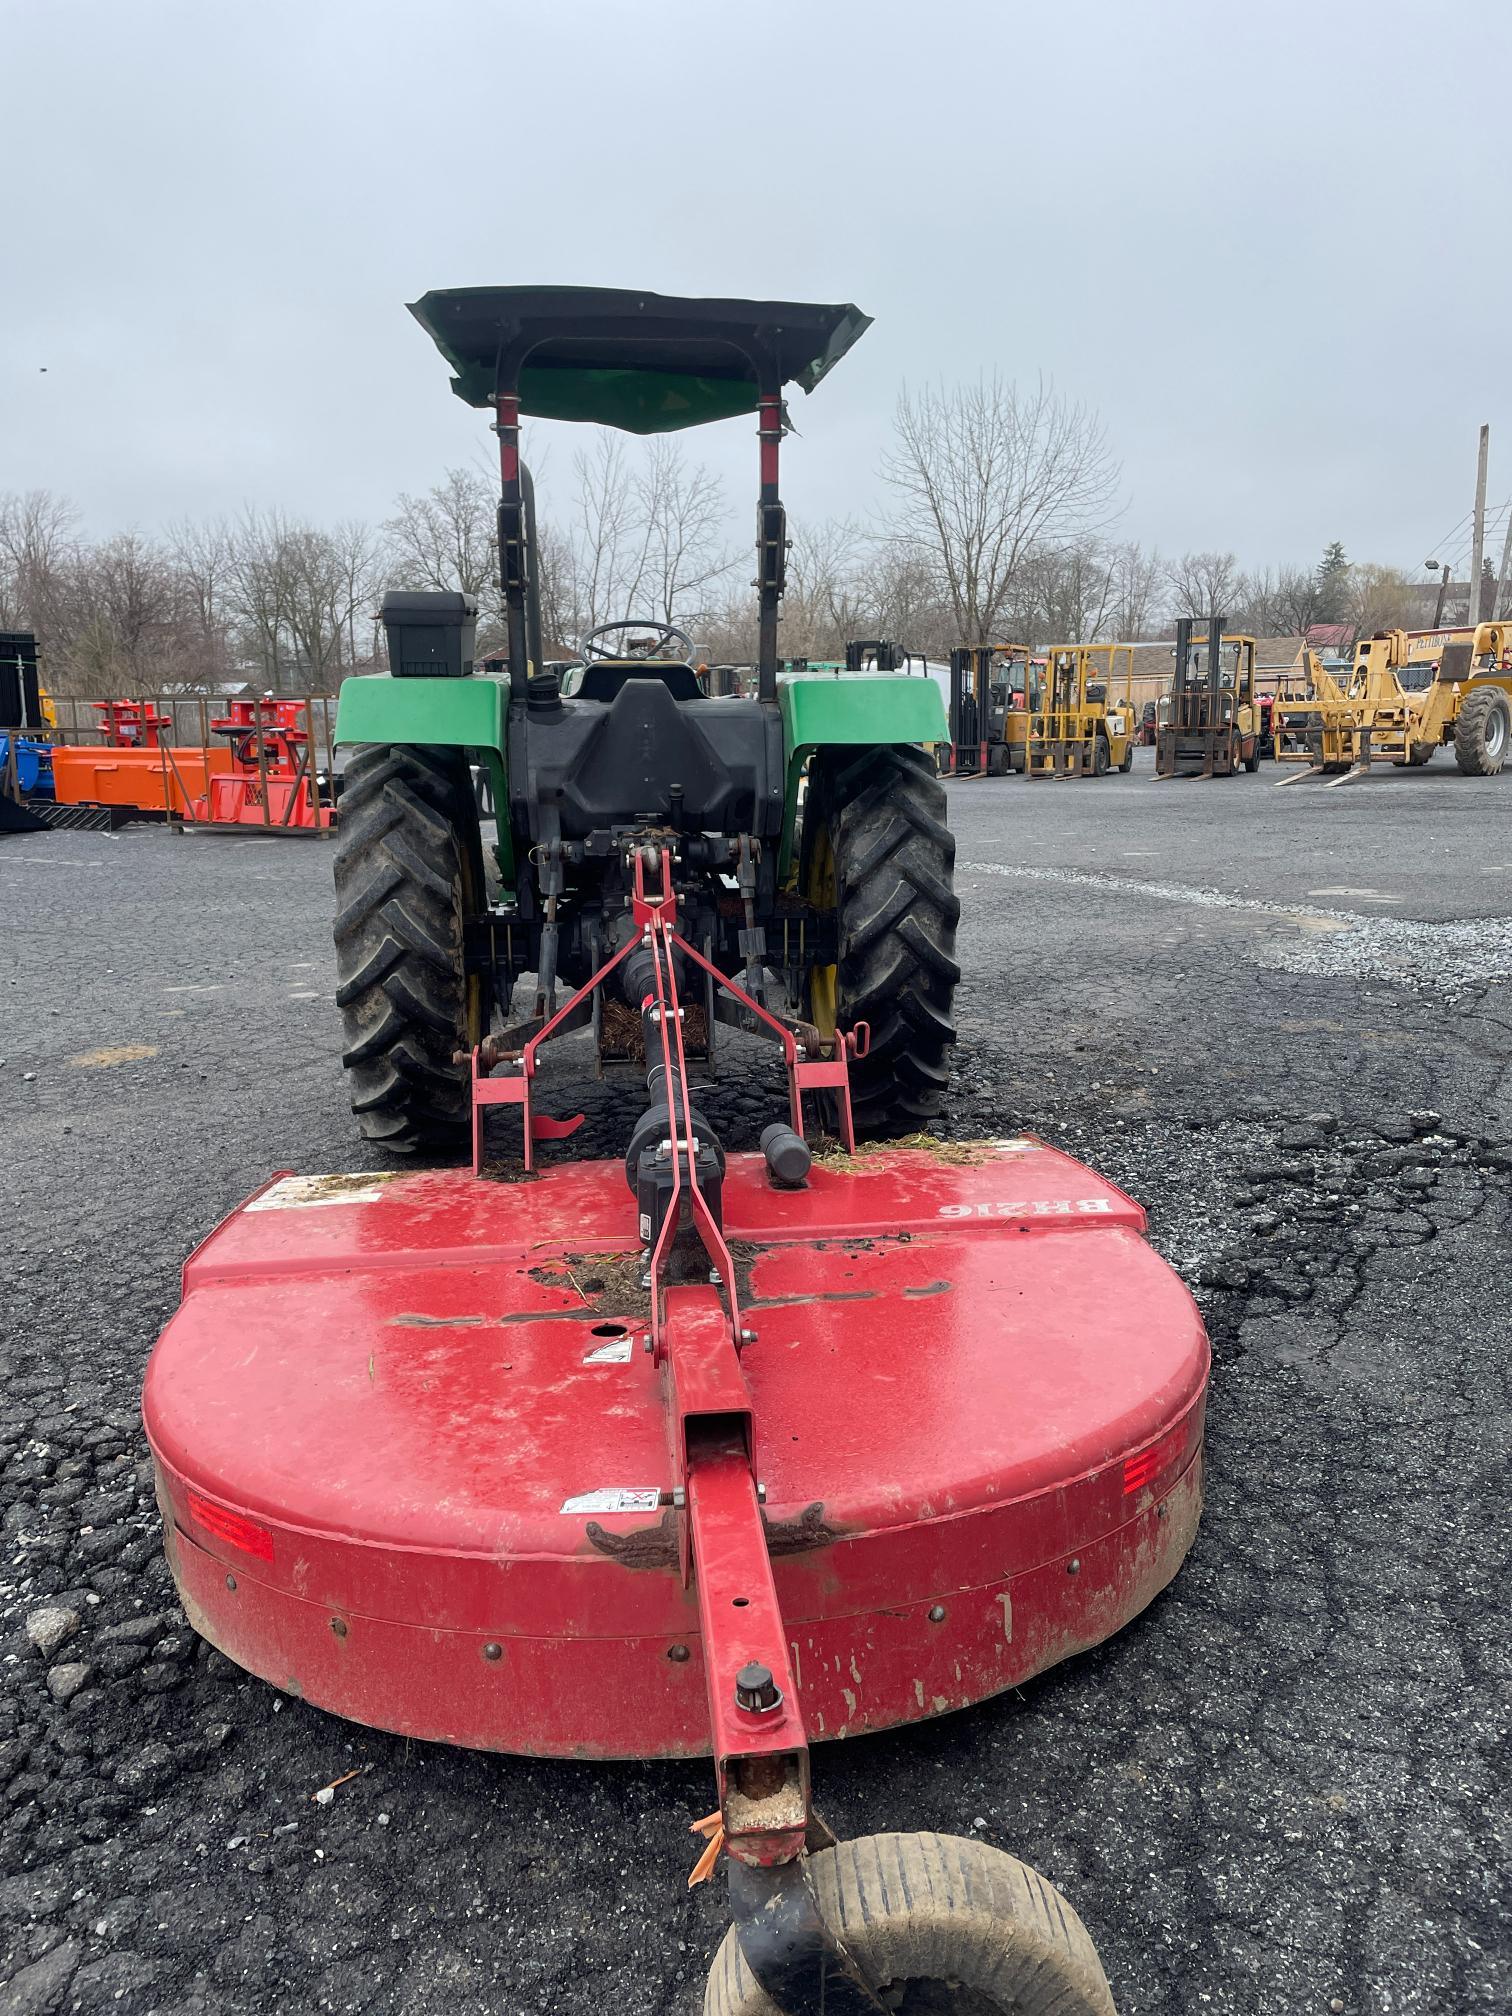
left=706, top=1832, right=1116, bottom=2016
left=803, top=746, right=960, bottom=1137
left=1453, top=688, right=1510, bottom=775
left=333, top=744, right=487, bottom=1154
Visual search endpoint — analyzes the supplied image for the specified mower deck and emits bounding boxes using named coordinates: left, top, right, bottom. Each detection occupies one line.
left=145, top=1138, right=1207, bottom=1760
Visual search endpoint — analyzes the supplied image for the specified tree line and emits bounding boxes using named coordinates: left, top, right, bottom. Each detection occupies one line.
left=0, top=376, right=1460, bottom=697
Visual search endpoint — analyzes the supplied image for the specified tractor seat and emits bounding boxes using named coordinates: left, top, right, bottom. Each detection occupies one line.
left=575, top=660, right=704, bottom=704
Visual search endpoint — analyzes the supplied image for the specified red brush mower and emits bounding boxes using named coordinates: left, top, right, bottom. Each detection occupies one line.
left=145, top=846, right=1207, bottom=2013
left=145, top=287, right=1208, bottom=2012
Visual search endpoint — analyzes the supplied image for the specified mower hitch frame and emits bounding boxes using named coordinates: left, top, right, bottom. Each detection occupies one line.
left=468, top=842, right=875, bottom=1873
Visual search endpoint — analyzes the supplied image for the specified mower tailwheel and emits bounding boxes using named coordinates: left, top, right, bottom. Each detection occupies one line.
left=1453, top=688, right=1510, bottom=776
left=805, top=745, right=960, bottom=1136
left=707, top=1833, right=1117, bottom=2016
left=333, top=743, right=487, bottom=1153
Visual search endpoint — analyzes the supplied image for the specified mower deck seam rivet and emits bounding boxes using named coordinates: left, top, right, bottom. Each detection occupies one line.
left=225, top=1575, right=236, bottom=1592
left=483, top=1642, right=503, bottom=1662
left=1067, top=1558, right=1081, bottom=1574
left=928, top=1604, right=947, bottom=1623
left=331, top=1617, right=348, bottom=1638
left=668, top=1644, right=690, bottom=1663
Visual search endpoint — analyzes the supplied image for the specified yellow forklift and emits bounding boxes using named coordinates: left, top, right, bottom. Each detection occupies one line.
left=1026, top=643, right=1136, bottom=778
left=1155, top=618, right=1261, bottom=777
left=1273, top=623, right=1512, bottom=785
left=946, top=643, right=1035, bottom=775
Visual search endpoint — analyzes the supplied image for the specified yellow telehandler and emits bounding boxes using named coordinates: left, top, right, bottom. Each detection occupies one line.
left=1273, top=623, right=1512, bottom=786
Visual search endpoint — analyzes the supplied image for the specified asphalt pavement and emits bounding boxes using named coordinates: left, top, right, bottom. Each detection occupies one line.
left=2, top=745, right=1509, bottom=2016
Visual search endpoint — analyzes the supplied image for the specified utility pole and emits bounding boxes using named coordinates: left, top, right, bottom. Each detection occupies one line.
left=1495, top=506, right=1512, bottom=624
left=1426, top=559, right=1451, bottom=628
left=1468, top=423, right=1490, bottom=624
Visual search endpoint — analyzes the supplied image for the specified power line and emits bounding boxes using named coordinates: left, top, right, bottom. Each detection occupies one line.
left=1423, top=506, right=1473, bottom=562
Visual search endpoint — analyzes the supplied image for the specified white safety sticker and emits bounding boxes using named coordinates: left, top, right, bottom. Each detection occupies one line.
left=582, top=1339, right=634, bottom=1364
left=247, top=1173, right=401, bottom=1211
left=938, top=1197, right=1114, bottom=1219
left=560, top=1487, right=662, bottom=1516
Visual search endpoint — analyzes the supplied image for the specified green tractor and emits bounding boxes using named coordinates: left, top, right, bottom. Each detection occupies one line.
left=333, top=287, right=958, bottom=1150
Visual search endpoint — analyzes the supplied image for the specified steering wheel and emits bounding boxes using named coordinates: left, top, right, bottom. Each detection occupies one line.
left=579, top=619, right=695, bottom=662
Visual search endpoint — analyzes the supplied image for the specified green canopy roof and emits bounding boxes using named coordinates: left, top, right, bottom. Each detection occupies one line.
left=407, top=286, right=872, bottom=435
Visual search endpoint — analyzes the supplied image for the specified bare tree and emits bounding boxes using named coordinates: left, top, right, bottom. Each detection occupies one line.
left=1162, top=550, right=1241, bottom=620
left=881, top=374, right=1119, bottom=643
left=783, top=518, right=869, bottom=658
left=1340, top=563, right=1414, bottom=644
left=168, top=516, right=236, bottom=680
left=0, top=489, right=79, bottom=641
left=1010, top=538, right=1118, bottom=644
left=1230, top=567, right=1288, bottom=638
left=566, top=434, right=646, bottom=634
left=1105, top=542, right=1162, bottom=641
left=225, top=509, right=300, bottom=688
left=90, top=532, right=176, bottom=678
left=1272, top=564, right=1327, bottom=637
left=383, top=467, right=500, bottom=631
left=330, top=519, right=381, bottom=667
left=635, top=438, right=737, bottom=630
left=860, top=545, right=952, bottom=658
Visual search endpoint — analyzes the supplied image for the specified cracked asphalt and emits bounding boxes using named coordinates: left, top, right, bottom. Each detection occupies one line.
left=2, top=746, right=1509, bottom=2016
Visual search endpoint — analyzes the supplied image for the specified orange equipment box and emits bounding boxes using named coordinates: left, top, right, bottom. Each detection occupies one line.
left=51, top=745, right=233, bottom=816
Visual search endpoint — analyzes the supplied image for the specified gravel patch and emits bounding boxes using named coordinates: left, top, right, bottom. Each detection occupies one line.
left=963, top=860, right=1512, bottom=996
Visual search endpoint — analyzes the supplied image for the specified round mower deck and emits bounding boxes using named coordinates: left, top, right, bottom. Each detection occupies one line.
left=144, top=1139, right=1208, bottom=1758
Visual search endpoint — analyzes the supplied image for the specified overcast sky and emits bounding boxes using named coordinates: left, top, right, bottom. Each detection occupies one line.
left=4, top=0, right=1509, bottom=583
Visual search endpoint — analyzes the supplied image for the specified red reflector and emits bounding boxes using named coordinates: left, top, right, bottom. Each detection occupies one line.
left=186, top=1490, right=274, bottom=1561
left=1122, top=1427, right=1185, bottom=1496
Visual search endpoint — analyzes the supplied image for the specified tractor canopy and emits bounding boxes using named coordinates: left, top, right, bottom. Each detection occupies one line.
left=407, top=285, right=871, bottom=434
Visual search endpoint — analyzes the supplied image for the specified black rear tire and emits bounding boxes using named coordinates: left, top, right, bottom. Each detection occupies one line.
left=332, top=744, right=487, bottom=1154
left=804, top=746, right=960, bottom=1137
left=1453, top=687, right=1510, bottom=775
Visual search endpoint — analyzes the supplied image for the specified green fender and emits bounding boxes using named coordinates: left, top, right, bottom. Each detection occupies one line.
left=334, top=668, right=947, bottom=885
left=334, top=672, right=512, bottom=876
left=777, top=673, right=948, bottom=876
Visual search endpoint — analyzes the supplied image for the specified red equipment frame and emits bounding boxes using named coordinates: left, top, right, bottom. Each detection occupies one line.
left=188, top=698, right=326, bottom=830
